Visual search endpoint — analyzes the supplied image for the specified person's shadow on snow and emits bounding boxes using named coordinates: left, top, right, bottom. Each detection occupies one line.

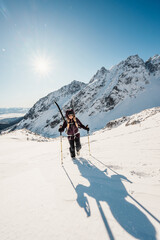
left=73, top=157, right=156, bottom=240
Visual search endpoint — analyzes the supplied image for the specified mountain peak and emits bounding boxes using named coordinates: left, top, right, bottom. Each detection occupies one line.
left=67, top=80, right=86, bottom=93
left=100, top=66, right=107, bottom=72
left=124, top=54, right=144, bottom=67
left=145, top=54, right=160, bottom=73
left=149, top=54, right=160, bottom=63
left=151, top=54, right=160, bottom=59
left=60, top=79, right=86, bottom=93
left=89, top=66, right=108, bottom=84
left=70, top=80, right=84, bottom=85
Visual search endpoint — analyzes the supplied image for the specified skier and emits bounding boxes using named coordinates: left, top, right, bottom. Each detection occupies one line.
left=58, top=109, right=89, bottom=158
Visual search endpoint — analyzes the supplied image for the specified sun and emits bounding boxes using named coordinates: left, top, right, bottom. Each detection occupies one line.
left=32, top=55, right=52, bottom=76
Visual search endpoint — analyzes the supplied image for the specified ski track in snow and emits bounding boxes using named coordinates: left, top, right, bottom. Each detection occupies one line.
left=0, top=110, right=160, bottom=240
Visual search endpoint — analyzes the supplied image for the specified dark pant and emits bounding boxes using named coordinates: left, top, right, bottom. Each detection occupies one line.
left=68, top=136, right=81, bottom=157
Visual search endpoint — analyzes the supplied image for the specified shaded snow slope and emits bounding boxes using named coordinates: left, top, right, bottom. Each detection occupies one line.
left=0, top=107, right=160, bottom=240
left=12, top=54, right=160, bottom=137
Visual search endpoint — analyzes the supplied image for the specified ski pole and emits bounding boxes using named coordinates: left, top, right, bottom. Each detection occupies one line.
left=60, top=132, right=63, bottom=165
left=87, top=130, right=91, bottom=155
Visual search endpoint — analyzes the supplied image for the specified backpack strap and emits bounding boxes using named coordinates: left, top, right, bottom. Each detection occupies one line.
left=73, top=116, right=78, bottom=128
left=66, top=117, right=78, bottom=129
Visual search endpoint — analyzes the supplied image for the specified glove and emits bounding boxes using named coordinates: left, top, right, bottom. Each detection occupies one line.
left=58, top=125, right=63, bottom=132
left=86, top=125, right=90, bottom=131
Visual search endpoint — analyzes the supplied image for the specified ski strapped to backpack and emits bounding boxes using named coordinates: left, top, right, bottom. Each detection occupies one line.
left=54, top=101, right=66, bottom=122
left=68, top=99, right=79, bottom=129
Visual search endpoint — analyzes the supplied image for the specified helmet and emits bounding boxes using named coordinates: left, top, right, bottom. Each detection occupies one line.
left=66, top=109, right=74, bottom=118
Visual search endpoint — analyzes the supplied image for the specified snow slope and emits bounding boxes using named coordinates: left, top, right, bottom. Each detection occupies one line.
left=0, top=107, right=160, bottom=240
left=12, top=54, right=160, bottom=138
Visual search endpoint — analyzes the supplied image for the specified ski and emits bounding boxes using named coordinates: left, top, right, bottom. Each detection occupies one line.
left=54, top=101, right=66, bottom=122
left=71, top=97, right=75, bottom=113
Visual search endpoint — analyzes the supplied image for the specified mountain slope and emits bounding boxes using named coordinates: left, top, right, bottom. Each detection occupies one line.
left=15, top=80, right=86, bottom=137
left=12, top=54, right=160, bottom=137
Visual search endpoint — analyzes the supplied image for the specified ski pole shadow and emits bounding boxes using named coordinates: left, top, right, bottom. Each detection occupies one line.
left=62, top=165, right=91, bottom=217
left=72, top=157, right=157, bottom=240
left=90, top=154, right=133, bottom=183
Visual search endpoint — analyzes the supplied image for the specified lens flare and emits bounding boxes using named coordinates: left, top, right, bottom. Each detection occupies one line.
left=32, top=55, right=52, bottom=76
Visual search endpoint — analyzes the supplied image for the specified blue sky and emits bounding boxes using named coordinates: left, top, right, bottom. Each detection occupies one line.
left=0, top=0, right=160, bottom=107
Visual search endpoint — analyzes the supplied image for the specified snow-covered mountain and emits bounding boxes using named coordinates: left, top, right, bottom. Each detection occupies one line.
left=12, top=80, right=86, bottom=137
left=12, top=54, right=160, bottom=137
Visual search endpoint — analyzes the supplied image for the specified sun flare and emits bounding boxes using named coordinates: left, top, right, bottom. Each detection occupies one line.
left=32, top=55, right=52, bottom=76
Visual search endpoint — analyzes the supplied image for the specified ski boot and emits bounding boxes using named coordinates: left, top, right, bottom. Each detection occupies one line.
left=77, top=150, right=80, bottom=156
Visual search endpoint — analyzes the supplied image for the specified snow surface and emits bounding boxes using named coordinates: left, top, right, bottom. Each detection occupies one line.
left=0, top=107, right=160, bottom=240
